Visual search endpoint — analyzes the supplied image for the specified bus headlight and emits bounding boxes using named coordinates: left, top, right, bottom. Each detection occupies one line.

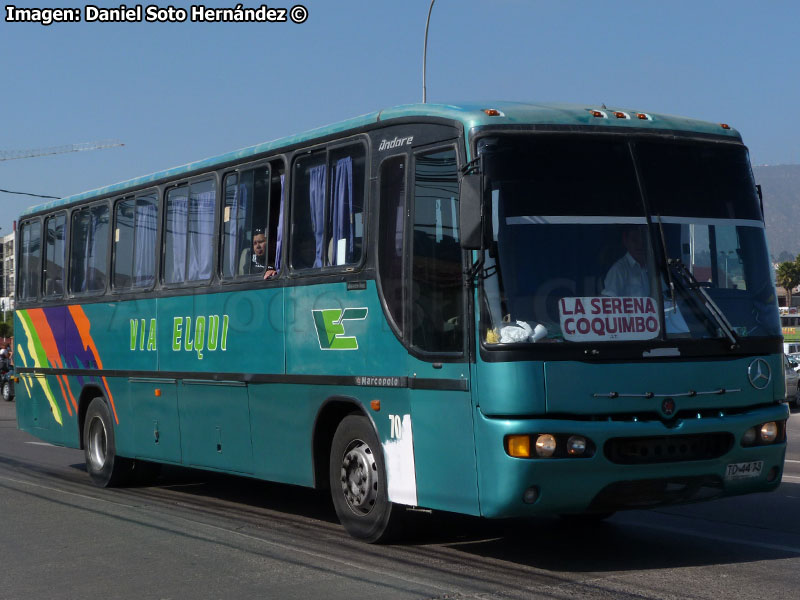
left=567, top=435, right=587, bottom=456
left=535, top=434, right=557, bottom=457
left=760, top=422, right=778, bottom=443
left=741, top=427, right=757, bottom=447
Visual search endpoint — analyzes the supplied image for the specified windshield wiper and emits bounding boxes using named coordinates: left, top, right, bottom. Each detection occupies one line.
left=654, top=215, right=677, bottom=315
left=668, top=258, right=739, bottom=349
left=653, top=215, right=738, bottom=349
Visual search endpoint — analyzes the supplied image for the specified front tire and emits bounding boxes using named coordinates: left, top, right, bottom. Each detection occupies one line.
left=329, top=415, right=402, bottom=543
left=83, top=397, right=133, bottom=487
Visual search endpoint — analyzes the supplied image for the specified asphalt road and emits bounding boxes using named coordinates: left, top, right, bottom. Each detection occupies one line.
left=1, top=399, right=799, bottom=600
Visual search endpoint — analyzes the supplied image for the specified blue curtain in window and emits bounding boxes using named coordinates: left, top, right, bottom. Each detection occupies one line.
left=82, top=212, right=97, bottom=292
left=133, top=200, right=156, bottom=287
left=169, top=195, right=188, bottom=282
left=331, top=157, right=353, bottom=266
left=225, top=183, right=247, bottom=276
left=275, top=174, right=285, bottom=272
left=187, top=190, right=215, bottom=280
left=309, top=165, right=326, bottom=268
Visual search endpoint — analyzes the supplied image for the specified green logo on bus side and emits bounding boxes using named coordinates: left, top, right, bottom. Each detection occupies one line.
left=312, top=308, right=368, bottom=350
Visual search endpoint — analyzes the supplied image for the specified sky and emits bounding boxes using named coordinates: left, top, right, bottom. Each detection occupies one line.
left=1, top=0, right=799, bottom=236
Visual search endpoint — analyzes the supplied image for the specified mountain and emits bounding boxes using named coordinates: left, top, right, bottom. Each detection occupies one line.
left=753, top=164, right=800, bottom=261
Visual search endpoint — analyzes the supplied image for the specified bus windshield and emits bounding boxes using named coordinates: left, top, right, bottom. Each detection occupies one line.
left=479, top=135, right=780, bottom=349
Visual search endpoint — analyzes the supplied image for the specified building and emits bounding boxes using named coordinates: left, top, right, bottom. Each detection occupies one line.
left=1, top=230, right=15, bottom=315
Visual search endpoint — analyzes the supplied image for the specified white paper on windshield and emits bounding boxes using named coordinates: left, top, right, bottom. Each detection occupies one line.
left=559, top=297, right=660, bottom=342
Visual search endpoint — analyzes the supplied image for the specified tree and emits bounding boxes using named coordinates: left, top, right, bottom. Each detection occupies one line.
left=0, top=311, right=11, bottom=339
left=776, top=261, right=800, bottom=306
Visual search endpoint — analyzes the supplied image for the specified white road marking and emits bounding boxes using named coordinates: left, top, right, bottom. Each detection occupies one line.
left=782, top=475, right=800, bottom=482
left=24, top=441, right=54, bottom=446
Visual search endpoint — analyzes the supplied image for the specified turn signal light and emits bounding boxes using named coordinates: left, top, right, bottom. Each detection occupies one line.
left=506, top=435, right=531, bottom=458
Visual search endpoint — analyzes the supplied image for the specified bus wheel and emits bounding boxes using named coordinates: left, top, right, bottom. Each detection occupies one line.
left=84, top=397, right=133, bottom=487
left=329, top=415, right=401, bottom=543
left=2, top=381, right=13, bottom=402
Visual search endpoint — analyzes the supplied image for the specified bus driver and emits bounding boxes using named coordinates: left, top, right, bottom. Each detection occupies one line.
left=602, top=225, right=689, bottom=334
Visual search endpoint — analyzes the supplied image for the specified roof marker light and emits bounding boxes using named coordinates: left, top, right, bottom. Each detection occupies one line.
left=614, top=111, right=630, bottom=119
left=590, top=110, right=608, bottom=118
left=636, top=113, right=652, bottom=121
left=720, top=123, right=731, bottom=130
left=483, top=108, right=504, bottom=116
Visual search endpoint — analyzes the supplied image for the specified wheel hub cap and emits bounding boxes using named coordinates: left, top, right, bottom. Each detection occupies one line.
left=87, top=416, right=107, bottom=470
left=340, top=439, right=378, bottom=515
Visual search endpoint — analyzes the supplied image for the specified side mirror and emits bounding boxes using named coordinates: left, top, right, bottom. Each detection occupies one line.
left=459, top=173, right=483, bottom=250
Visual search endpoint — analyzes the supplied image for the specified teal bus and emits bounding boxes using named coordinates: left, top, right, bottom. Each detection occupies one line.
left=15, top=102, right=788, bottom=542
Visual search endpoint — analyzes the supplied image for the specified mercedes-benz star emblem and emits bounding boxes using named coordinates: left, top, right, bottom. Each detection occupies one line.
left=661, top=398, right=676, bottom=417
left=747, top=358, right=772, bottom=390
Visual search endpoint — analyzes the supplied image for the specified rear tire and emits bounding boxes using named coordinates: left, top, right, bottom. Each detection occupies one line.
left=2, top=381, right=13, bottom=402
left=329, top=415, right=402, bottom=543
left=83, top=397, right=133, bottom=487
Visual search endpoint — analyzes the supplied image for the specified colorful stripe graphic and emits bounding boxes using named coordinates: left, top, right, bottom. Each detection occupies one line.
left=17, top=310, right=63, bottom=425
left=17, top=305, right=118, bottom=427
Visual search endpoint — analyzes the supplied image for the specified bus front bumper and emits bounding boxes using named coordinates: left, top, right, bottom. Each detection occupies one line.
left=474, top=403, right=789, bottom=519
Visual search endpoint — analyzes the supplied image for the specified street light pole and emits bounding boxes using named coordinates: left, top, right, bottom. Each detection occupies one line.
left=422, top=0, right=436, bottom=103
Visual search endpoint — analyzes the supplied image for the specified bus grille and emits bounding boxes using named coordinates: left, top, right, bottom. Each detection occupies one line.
left=604, top=433, right=733, bottom=465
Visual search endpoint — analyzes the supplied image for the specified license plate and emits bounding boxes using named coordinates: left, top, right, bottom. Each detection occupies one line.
left=725, top=461, right=763, bottom=480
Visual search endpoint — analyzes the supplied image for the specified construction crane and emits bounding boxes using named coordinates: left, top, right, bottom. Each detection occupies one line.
left=0, top=139, right=125, bottom=199
left=0, top=139, right=124, bottom=162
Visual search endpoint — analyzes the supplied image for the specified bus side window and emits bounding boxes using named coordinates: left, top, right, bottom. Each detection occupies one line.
left=114, top=194, right=157, bottom=289
left=221, top=166, right=270, bottom=278
left=43, top=213, right=66, bottom=297
left=19, top=220, right=42, bottom=301
left=410, top=147, right=463, bottom=353
left=164, top=179, right=216, bottom=284
left=291, top=153, right=326, bottom=270
left=328, top=145, right=365, bottom=266
left=290, top=144, right=365, bottom=270
left=70, top=204, right=110, bottom=294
